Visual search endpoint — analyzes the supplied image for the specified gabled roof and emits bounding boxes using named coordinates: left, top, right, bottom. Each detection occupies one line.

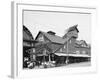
left=75, top=40, right=87, bottom=46
left=23, top=25, right=34, bottom=40
left=63, top=24, right=79, bottom=39
left=35, top=42, right=52, bottom=53
left=35, top=31, right=67, bottom=44
left=75, top=40, right=90, bottom=48
left=67, top=24, right=79, bottom=33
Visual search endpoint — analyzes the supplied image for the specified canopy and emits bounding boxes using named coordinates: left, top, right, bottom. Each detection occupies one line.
left=54, top=53, right=90, bottom=58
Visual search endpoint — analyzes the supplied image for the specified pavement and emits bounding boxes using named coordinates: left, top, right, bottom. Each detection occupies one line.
left=25, top=61, right=91, bottom=69
left=62, top=61, right=91, bottom=68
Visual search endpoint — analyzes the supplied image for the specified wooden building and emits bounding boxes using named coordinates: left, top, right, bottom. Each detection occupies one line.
left=35, top=25, right=91, bottom=65
left=55, top=25, right=90, bottom=64
left=23, top=24, right=91, bottom=68
left=35, top=30, right=65, bottom=63
left=23, top=25, right=37, bottom=68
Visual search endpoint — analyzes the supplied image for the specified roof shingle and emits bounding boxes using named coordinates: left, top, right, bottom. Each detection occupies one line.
left=40, top=31, right=67, bottom=44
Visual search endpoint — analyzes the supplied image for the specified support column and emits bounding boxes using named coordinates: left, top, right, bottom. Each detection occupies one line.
left=49, top=54, right=51, bottom=62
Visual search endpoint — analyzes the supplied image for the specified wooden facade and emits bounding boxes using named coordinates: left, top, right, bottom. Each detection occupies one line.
left=23, top=25, right=91, bottom=68
left=23, top=25, right=35, bottom=68
left=35, top=25, right=91, bottom=64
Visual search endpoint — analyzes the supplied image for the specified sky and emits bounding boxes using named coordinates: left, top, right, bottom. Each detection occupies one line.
left=23, top=10, right=91, bottom=44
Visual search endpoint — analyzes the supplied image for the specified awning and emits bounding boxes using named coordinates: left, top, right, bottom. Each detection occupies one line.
left=54, top=53, right=91, bottom=58
left=54, top=53, right=67, bottom=56
left=36, top=54, right=48, bottom=56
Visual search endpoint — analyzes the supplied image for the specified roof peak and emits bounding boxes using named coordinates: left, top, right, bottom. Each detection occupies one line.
left=35, top=30, right=67, bottom=44
left=67, top=24, right=79, bottom=33
left=23, top=25, right=34, bottom=40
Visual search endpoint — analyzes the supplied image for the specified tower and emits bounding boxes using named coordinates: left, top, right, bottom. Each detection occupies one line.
left=63, top=25, right=79, bottom=54
left=63, top=24, right=79, bottom=39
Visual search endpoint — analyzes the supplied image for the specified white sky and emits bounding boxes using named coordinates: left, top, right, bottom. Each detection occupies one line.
left=23, top=10, right=91, bottom=44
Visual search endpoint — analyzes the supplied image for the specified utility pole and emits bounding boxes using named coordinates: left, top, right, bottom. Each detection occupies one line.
left=66, top=39, right=69, bottom=64
left=66, top=37, right=71, bottom=64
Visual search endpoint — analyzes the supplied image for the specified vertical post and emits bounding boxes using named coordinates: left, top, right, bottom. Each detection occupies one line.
left=32, top=48, right=35, bottom=60
left=43, top=49, right=46, bottom=62
left=66, top=39, right=69, bottom=64
left=43, top=55, right=45, bottom=62
left=49, top=54, right=51, bottom=62
left=30, top=54, right=33, bottom=61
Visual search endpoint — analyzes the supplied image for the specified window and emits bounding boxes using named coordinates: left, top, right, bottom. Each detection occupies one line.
left=82, top=51, right=86, bottom=54
left=33, top=55, right=36, bottom=60
left=69, top=40, right=71, bottom=43
left=64, top=45, right=66, bottom=49
left=39, top=35, right=44, bottom=41
left=32, top=48, right=35, bottom=53
left=81, top=44, right=86, bottom=47
left=60, top=48, right=62, bottom=52
left=76, top=50, right=80, bottom=54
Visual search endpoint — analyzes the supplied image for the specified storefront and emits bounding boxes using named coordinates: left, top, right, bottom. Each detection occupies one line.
left=54, top=53, right=91, bottom=64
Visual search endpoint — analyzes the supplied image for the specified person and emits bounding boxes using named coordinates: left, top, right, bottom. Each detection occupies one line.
left=65, top=59, right=69, bottom=64
left=23, top=57, right=29, bottom=68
